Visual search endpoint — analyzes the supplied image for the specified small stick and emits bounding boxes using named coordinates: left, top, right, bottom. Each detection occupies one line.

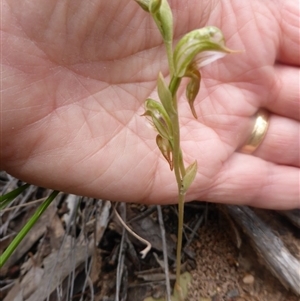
left=157, top=205, right=172, bottom=301
left=115, top=203, right=126, bottom=301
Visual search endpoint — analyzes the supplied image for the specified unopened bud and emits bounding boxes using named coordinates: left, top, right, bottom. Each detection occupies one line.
left=156, top=134, right=173, bottom=170
left=185, top=66, right=201, bottom=118
left=143, top=99, right=173, bottom=141
left=151, top=0, right=173, bottom=44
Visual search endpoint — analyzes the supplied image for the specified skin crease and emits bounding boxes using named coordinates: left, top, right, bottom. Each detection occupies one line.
left=1, top=0, right=299, bottom=209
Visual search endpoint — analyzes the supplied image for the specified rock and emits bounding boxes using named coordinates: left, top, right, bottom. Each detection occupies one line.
left=243, top=274, right=255, bottom=284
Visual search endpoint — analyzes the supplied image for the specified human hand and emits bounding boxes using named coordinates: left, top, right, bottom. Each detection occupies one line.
left=1, top=0, right=299, bottom=209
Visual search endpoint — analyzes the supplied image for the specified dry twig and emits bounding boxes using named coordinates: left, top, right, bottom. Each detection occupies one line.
left=115, top=203, right=127, bottom=301
left=114, top=206, right=151, bottom=259
left=157, top=205, right=172, bottom=301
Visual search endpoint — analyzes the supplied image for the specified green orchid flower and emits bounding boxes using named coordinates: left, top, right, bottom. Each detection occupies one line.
left=143, top=98, right=173, bottom=142
left=173, top=26, right=236, bottom=78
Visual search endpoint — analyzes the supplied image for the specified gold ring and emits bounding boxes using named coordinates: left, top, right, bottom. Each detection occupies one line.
left=240, top=109, right=270, bottom=154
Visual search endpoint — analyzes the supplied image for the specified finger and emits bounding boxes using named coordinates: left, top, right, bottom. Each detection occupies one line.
left=253, top=114, right=300, bottom=167
left=203, top=154, right=300, bottom=210
left=267, top=64, right=300, bottom=121
left=276, top=1, right=300, bottom=65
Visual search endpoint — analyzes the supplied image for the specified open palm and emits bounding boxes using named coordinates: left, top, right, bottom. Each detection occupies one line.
left=2, top=0, right=299, bottom=209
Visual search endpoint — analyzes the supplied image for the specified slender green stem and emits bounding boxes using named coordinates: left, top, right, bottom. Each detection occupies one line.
left=0, top=190, right=59, bottom=268
left=175, top=191, right=185, bottom=300
left=170, top=115, right=181, bottom=186
left=168, top=75, right=188, bottom=299
left=168, top=76, right=182, bottom=187
left=164, top=40, right=174, bottom=77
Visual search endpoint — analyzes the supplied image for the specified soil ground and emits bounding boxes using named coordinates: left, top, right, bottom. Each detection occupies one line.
left=1, top=178, right=299, bottom=301
left=187, top=210, right=299, bottom=301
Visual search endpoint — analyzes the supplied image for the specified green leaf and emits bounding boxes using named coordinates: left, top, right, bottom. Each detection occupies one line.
left=173, top=26, right=237, bottom=78
left=157, top=72, right=176, bottom=114
left=174, top=272, right=193, bottom=300
left=0, top=183, right=30, bottom=210
left=143, top=272, right=192, bottom=301
left=134, top=0, right=150, bottom=12
left=0, top=190, right=59, bottom=268
left=181, top=161, right=198, bottom=193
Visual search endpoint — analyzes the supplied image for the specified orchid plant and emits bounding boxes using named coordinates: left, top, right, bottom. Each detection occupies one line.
left=0, top=2, right=236, bottom=300
left=135, top=0, right=236, bottom=300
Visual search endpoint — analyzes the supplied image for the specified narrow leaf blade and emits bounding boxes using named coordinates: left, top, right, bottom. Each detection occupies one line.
left=0, top=190, right=59, bottom=268
left=157, top=72, right=175, bottom=114
left=181, top=160, right=198, bottom=193
left=0, top=184, right=30, bottom=209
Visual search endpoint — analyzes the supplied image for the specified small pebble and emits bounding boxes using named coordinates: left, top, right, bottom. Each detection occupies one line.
left=243, top=274, right=255, bottom=284
left=226, top=288, right=240, bottom=298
